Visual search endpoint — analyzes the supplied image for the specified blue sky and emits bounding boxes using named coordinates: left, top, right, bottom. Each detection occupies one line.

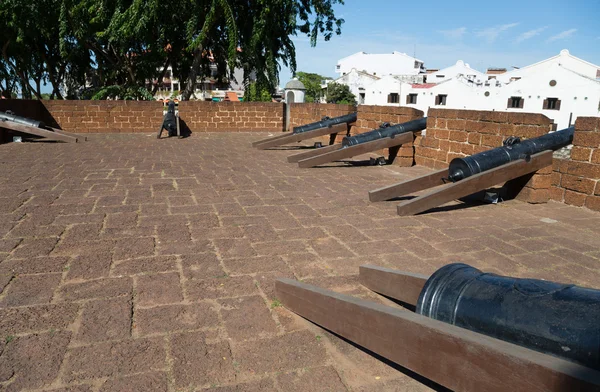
left=279, top=0, right=600, bottom=86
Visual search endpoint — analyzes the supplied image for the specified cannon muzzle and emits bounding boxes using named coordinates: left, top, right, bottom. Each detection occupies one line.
left=292, top=112, right=357, bottom=134
left=448, top=126, right=574, bottom=182
left=0, top=111, right=46, bottom=128
left=341, top=117, right=427, bottom=147
left=417, top=263, right=600, bottom=369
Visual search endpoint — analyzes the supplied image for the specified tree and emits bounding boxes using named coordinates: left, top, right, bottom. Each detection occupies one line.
left=245, top=81, right=272, bottom=102
left=326, top=82, right=356, bottom=105
left=296, top=72, right=330, bottom=103
left=1, top=0, right=345, bottom=100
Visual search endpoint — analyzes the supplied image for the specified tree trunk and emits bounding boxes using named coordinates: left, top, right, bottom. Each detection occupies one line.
left=181, top=45, right=203, bottom=101
left=152, top=57, right=171, bottom=95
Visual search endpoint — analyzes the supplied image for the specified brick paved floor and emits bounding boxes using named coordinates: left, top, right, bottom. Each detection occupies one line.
left=0, top=133, right=599, bottom=392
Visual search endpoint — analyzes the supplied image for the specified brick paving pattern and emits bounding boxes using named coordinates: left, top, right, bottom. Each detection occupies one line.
left=0, top=133, right=599, bottom=391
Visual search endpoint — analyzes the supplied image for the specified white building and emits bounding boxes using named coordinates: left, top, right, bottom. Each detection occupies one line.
left=368, top=50, right=600, bottom=130
left=326, top=51, right=427, bottom=103
left=325, top=69, right=380, bottom=104
left=497, top=49, right=600, bottom=84
left=335, top=51, right=425, bottom=78
left=425, top=60, right=486, bottom=84
left=151, top=64, right=249, bottom=102
left=364, top=75, right=409, bottom=106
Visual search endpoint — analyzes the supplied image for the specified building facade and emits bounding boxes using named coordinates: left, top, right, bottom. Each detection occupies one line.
left=364, top=50, right=600, bottom=130
left=335, top=51, right=425, bottom=78
left=151, top=65, right=250, bottom=102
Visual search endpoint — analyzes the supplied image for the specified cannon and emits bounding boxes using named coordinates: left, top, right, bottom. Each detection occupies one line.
left=0, top=111, right=46, bottom=128
left=252, top=112, right=357, bottom=150
left=448, top=126, right=574, bottom=182
left=157, top=100, right=180, bottom=138
left=417, top=263, right=600, bottom=369
left=369, top=127, right=572, bottom=215
left=0, top=110, right=81, bottom=143
left=276, top=264, right=600, bottom=391
left=293, top=113, right=358, bottom=134
left=296, top=117, right=426, bottom=168
left=341, top=117, right=427, bottom=147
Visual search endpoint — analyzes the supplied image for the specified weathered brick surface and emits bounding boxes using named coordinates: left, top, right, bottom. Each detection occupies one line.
left=288, top=103, right=355, bottom=131
left=551, top=117, right=600, bottom=212
left=416, top=109, right=555, bottom=203
left=179, top=101, right=284, bottom=132
left=42, top=100, right=164, bottom=133
left=0, top=99, right=284, bottom=135
left=0, top=132, right=599, bottom=391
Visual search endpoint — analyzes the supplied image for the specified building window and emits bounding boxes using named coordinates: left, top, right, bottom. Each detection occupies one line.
left=543, top=98, right=561, bottom=110
left=436, top=94, right=447, bottom=106
left=387, top=93, right=399, bottom=104
left=436, top=75, right=445, bottom=78
left=336, top=65, right=340, bottom=70
left=508, top=96, right=524, bottom=109
left=359, top=93, right=365, bottom=104
left=488, top=76, right=496, bottom=80
left=406, top=93, right=418, bottom=104
left=414, top=61, right=420, bottom=69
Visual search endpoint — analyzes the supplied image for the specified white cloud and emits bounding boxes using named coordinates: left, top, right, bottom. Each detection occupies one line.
left=515, top=27, right=547, bottom=43
left=475, top=23, right=519, bottom=43
left=439, top=27, right=467, bottom=40
left=547, top=29, right=577, bottom=42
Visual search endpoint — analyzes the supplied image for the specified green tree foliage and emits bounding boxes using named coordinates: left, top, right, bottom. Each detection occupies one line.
left=296, top=72, right=330, bottom=103
left=326, top=82, right=356, bottom=105
left=245, top=82, right=272, bottom=102
left=0, top=0, right=345, bottom=100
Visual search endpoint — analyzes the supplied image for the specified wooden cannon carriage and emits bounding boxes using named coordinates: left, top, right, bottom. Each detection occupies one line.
left=276, top=264, right=600, bottom=392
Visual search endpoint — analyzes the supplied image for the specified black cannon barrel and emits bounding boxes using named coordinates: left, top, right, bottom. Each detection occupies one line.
left=341, top=117, right=427, bottom=147
left=0, top=111, right=45, bottom=128
left=448, top=126, right=574, bottom=182
left=292, top=112, right=357, bottom=134
left=416, top=263, right=600, bottom=369
left=162, top=101, right=177, bottom=135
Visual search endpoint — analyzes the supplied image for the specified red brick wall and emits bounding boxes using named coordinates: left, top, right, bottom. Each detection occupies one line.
left=551, top=117, right=600, bottom=212
left=416, top=109, right=555, bottom=203
left=1, top=100, right=285, bottom=134
left=354, top=105, right=424, bottom=166
left=179, top=101, right=284, bottom=132
left=43, top=101, right=163, bottom=133
left=288, top=103, right=355, bottom=131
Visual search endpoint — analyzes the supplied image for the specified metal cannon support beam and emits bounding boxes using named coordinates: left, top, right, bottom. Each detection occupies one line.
left=297, top=132, right=413, bottom=168
left=0, top=119, right=81, bottom=143
left=253, top=122, right=350, bottom=150
left=276, top=267, right=600, bottom=392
